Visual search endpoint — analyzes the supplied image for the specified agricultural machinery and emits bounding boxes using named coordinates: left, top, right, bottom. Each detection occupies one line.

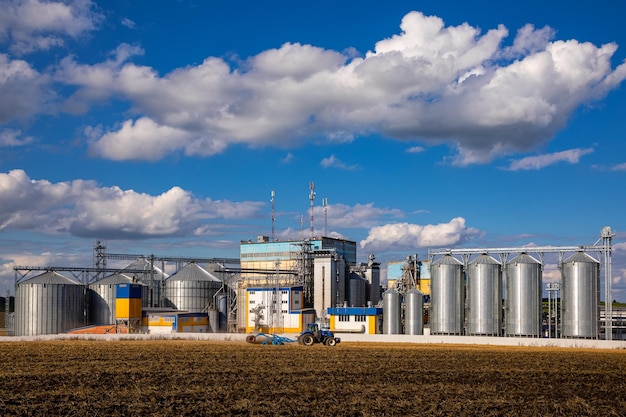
left=297, top=323, right=341, bottom=346
left=245, top=323, right=341, bottom=346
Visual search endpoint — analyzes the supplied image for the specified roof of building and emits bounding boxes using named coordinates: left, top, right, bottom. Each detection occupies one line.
left=166, top=262, right=221, bottom=282
left=19, top=271, right=81, bottom=285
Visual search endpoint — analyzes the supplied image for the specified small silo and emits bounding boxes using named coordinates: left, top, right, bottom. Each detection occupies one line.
left=467, top=254, right=502, bottom=336
left=348, top=273, right=367, bottom=307
left=505, top=253, right=542, bottom=337
left=88, top=273, right=136, bottom=325
left=15, top=271, right=85, bottom=336
left=382, top=288, right=401, bottom=334
left=561, top=251, right=600, bottom=339
left=430, top=255, right=464, bottom=335
left=404, top=289, right=424, bottom=335
left=163, top=263, right=222, bottom=312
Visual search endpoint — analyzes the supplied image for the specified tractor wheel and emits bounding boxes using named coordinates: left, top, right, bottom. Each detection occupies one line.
left=326, top=338, right=337, bottom=346
left=301, top=334, right=315, bottom=346
left=245, top=335, right=256, bottom=344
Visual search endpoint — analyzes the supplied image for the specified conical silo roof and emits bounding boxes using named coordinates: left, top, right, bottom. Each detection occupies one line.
left=509, top=252, right=540, bottom=264
left=166, top=262, right=221, bottom=282
left=563, top=251, right=599, bottom=264
left=20, top=271, right=80, bottom=285
left=123, top=258, right=169, bottom=278
left=432, top=254, right=463, bottom=265
left=469, top=253, right=501, bottom=265
left=91, top=273, right=136, bottom=285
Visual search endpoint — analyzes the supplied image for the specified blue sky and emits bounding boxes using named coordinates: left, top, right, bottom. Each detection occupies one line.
left=1, top=0, right=626, bottom=299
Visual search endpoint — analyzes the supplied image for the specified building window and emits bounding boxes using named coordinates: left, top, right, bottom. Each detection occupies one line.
left=282, top=300, right=288, bottom=304
left=355, top=315, right=366, bottom=322
left=249, top=291, right=255, bottom=295
left=338, top=315, right=350, bottom=322
left=281, top=310, right=288, bottom=314
left=249, top=300, right=255, bottom=304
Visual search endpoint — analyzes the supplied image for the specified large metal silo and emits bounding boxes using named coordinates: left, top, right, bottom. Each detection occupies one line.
left=467, top=254, right=502, bottom=336
left=430, top=255, right=464, bottom=335
left=561, top=251, right=600, bottom=339
left=88, top=273, right=143, bottom=325
left=163, top=263, right=222, bottom=312
left=505, top=253, right=542, bottom=337
left=404, top=289, right=424, bottom=335
left=382, top=288, right=401, bottom=334
left=348, top=274, right=367, bottom=307
left=15, top=271, right=85, bottom=336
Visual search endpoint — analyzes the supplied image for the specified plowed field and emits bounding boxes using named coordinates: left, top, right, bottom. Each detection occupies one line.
left=0, top=340, right=625, bottom=416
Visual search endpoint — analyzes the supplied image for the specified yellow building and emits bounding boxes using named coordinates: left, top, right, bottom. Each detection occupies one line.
left=327, top=307, right=383, bottom=334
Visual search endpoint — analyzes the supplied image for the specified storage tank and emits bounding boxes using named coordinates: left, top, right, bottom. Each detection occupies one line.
left=382, top=288, right=401, bottom=334
left=404, top=289, right=424, bottom=335
left=123, top=258, right=168, bottom=308
left=561, top=251, right=600, bottom=339
left=467, top=254, right=502, bottom=336
left=505, top=253, right=542, bottom=337
left=163, top=263, right=222, bottom=312
left=15, top=271, right=85, bottom=336
left=348, top=274, right=367, bottom=307
left=88, top=273, right=137, bottom=325
left=430, top=255, right=464, bottom=335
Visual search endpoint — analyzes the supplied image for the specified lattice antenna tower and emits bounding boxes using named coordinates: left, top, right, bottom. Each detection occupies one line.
left=309, top=182, right=316, bottom=238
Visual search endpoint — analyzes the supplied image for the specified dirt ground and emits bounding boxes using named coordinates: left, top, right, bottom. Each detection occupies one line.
left=0, top=340, right=625, bottom=416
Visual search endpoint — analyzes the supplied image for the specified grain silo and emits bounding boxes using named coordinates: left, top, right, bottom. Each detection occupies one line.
left=123, top=258, right=168, bottom=307
left=163, top=263, right=222, bottom=312
left=505, top=253, right=542, bottom=337
left=467, top=254, right=502, bottom=336
left=430, top=255, right=464, bottom=335
left=561, top=251, right=600, bottom=339
left=15, top=271, right=85, bottom=336
left=88, top=273, right=144, bottom=325
left=404, top=289, right=424, bottom=335
left=382, top=288, right=401, bottom=334
left=348, top=273, right=367, bottom=307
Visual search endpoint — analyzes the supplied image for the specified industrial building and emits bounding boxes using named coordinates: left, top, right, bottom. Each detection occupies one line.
left=6, top=226, right=623, bottom=342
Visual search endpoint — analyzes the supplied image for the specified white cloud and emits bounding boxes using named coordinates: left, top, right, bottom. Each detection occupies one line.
left=0, top=128, right=33, bottom=146
left=320, top=155, right=360, bottom=170
left=0, top=0, right=101, bottom=54
left=121, top=17, right=135, bottom=29
left=0, top=169, right=264, bottom=238
left=321, top=203, right=404, bottom=228
left=611, top=163, right=626, bottom=171
left=280, top=152, right=293, bottom=164
left=360, top=217, right=481, bottom=252
left=405, top=146, right=425, bottom=153
left=41, top=11, right=626, bottom=163
left=0, top=54, right=50, bottom=122
left=506, top=147, right=594, bottom=170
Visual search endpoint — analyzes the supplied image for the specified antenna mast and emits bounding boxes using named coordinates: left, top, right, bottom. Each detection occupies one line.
left=271, top=190, right=275, bottom=242
left=322, top=198, right=328, bottom=237
left=309, top=182, right=316, bottom=238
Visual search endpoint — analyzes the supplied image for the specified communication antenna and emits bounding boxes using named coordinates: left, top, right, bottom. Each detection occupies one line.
left=322, top=198, right=328, bottom=237
left=309, top=182, right=316, bottom=238
left=271, top=190, right=275, bottom=242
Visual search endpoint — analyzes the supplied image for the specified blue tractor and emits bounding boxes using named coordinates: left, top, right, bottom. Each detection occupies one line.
left=297, top=323, right=341, bottom=346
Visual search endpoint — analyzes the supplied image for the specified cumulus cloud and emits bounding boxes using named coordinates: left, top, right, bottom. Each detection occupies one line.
left=0, top=0, right=101, bottom=54
left=0, top=169, right=264, bottom=238
left=0, top=54, right=51, bottom=122
left=506, top=147, right=594, bottom=171
left=40, top=11, right=626, bottom=163
left=320, top=155, right=360, bottom=170
left=360, top=217, right=481, bottom=252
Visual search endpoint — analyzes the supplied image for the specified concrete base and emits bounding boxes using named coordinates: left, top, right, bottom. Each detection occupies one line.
left=2, top=332, right=625, bottom=349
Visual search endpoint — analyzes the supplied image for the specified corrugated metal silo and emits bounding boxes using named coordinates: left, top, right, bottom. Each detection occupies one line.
left=382, top=288, right=401, bottom=334
left=505, top=253, right=542, bottom=337
left=348, top=274, right=367, bottom=307
left=15, top=271, right=85, bottom=336
left=163, top=263, right=222, bottom=312
left=430, top=255, right=464, bottom=335
left=124, top=258, right=168, bottom=308
left=405, top=289, right=424, bottom=335
left=467, top=254, right=502, bottom=336
left=88, top=273, right=136, bottom=325
left=561, top=251, right=600, bottom=339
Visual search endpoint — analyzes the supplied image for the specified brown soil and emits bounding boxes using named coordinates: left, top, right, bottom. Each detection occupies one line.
left=0, top=340, right=624, bottom=416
